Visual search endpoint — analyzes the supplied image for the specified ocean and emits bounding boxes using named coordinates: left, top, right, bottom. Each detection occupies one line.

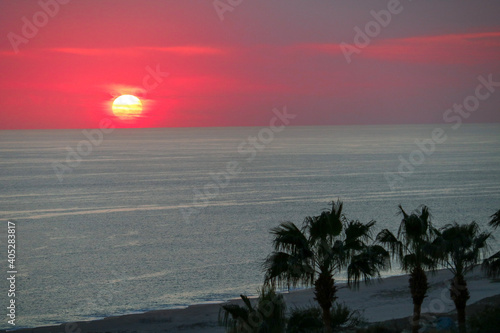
left=1, top=123, right=499, bottom=329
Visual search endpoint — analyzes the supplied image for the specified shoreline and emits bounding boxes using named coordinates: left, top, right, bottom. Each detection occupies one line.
left=8, top=268, right=500, bottom=333
left=6, top=273, right=407, bottom=332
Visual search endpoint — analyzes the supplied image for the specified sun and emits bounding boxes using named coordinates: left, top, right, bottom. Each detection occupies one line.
left=112, top=95, right=143, bottom=120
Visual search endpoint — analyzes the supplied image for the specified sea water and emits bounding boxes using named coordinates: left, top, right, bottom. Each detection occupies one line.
left=0, top=124, right=499, bottom=329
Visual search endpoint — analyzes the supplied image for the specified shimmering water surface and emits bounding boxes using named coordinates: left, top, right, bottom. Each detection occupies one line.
left=1, top=124, right=499, bottom=329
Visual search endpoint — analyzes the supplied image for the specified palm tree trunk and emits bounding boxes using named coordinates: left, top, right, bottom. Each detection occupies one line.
left=450, top=275, right=470, bottom=333
left=314, top=272, right=337, bottom=333
left=409, top=267, right=428, bottom=333
left=412, top=302, right=422, bottom=333
left=321, top=306, right=331, bottom=333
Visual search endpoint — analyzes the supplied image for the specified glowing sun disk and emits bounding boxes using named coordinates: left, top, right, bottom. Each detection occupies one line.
left=112, top=95, right=143, bottom=120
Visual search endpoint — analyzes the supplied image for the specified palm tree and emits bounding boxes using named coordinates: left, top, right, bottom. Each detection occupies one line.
left=483, top=209, right=500, bottom=278
left=219, top=286, right=286, bottom=333
left=263, top=200, right=390, bottom=333
left=376, top=205, right=438, bottom=333
left=433, top=222, right=492, bottom=333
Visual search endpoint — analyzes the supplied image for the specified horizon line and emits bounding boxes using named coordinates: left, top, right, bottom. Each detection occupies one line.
left=1, top=121, right=499, bottom=132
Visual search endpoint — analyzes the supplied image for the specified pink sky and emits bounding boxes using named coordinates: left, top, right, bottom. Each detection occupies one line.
left=0, top=0, right=499, bottom=129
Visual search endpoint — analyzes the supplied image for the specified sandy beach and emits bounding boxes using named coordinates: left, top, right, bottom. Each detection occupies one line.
left=9, top=268, right=500, bottom=333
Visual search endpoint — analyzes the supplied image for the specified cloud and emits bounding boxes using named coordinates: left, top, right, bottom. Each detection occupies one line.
left=142, top=46, right=225, bottom=55
left=44, top=46, right=225, bottom=57
left=298, top=31, right=500, bottom=64
left=0, top=50, right=18, bottom=57
left=363, top=31, right=500, bottom=64
left=289, top=43, right=344, bottom=55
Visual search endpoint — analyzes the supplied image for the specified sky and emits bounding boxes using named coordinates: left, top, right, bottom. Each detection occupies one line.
left=0, top=0, right=499, bottom=129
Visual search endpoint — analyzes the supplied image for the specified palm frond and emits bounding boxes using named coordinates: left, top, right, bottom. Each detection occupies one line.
left=398, top=205, right=433, bottom=243
left=482, top=251, right=500, bottom=278
left=326, top=239, right=349, bottom=272
left=271, top=222, right=311, bottom=256
left=240, top=295, right=253, bottom=312
left=402, top=253, right=418, bottom=272
left=263, top=252, right=314, bottom=288
left=426, top=237, right=447, bottom=263
left=418, top=205, right=431, bottom=226
left=489, top=210, right=500, bottom=229
left=346, top=245, right=390, bottom=289
left=344, top=220, right=375, bottom=246
left=420, top=252, right=440, bottom=271
left=307, top=201, right=343, bottom=241
left=398, top=204, right=409, bottom=220
left=219, top=287, right=287, bottom=333
left=218, top=302, right=251, bottom=332
left=474, top=231, right=492, bottom=254
left=330, top=200, right=344, bottom=225
left=437, top=222, right=492, bottom=276
left=376, top=229, right=403, bottom=259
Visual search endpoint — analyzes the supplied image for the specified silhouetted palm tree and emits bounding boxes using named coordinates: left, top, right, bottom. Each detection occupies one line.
left=433, top=222, right=491, bottom=333
left=219, top=286, right=286, bottom=333
left=483, top=209, right=500, bottom=278
left=376, top=205, right=438, bottom=333
left=263, top=201, right=390, bottom=333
